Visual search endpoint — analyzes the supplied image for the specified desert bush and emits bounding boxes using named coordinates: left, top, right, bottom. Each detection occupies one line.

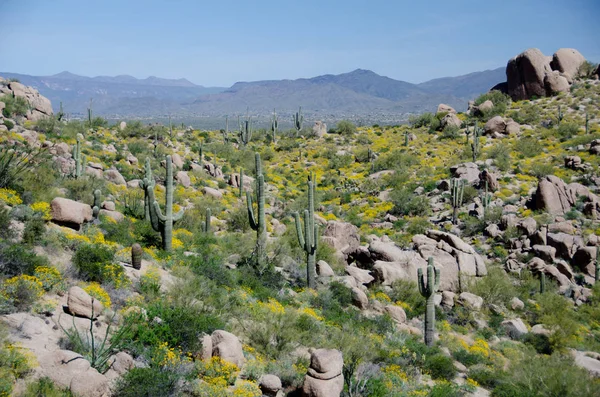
left=557, top=122, right=580, bottom=140
left=0, top=95, right=29, bottom=118
left=492, top=353, right=597, bottom=397
left=423, top=353, right=457, bottom=380
left=22, top=217, right=46, bottom=245
left=1, top=274, right=44, bottom=311
left=0, top=207, right=14, bottom=240
left=515, top=136, right=542, bottom=158
left=0, top=327, right=36, bottom=395
left=409, top=112, right=434, bottom=128
left=21, top=377, right=72, bottom=397
left=34, top=117, right=59, bottom=135
left=62, top=177, right=105, bottom=203
left=474, top=90, right=511, bottom=118
left=0, top=146, right=47, bottom=189
left=72, top=244, right=125, bottom=285
left=389, top=186, right=429, bottom=216
left=528, top=162, right=554, bottom=178
left=374, top=150, right=418, bottom=172
left=487, top=143, right=511, bottom=171
left=441, top=124, right=460, bottom=140
left=0, top=243, right=49, bottom=277
left=113, top=367, right=179, bottom=397
left=2, top=119, right=14, bottom=130
left=467, top=266, right=516, bottom=306
left=336, top=120, right=357, bottom=136
left=388, top=279, right=425, bottom=318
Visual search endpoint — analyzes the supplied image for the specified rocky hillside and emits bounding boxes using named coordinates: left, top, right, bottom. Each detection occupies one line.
left=0, top=48, right=599, bottom=397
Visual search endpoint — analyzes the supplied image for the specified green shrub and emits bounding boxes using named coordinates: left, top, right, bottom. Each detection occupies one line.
left=0, top=207, right=14, bottom=241
left=487, top=143, right=512, bottom=171
left=492, top=353, right=597, bottom=397
left=528, top=162, right=554, bottom=178
left=336, top=120, right=357, bottom=136
left=423, top=353, right=457, bottom=380
left=72, top=244, right=117, bottom=283
left=0, top=244, right=49, bottom=277
left=467, top=266, right=517, bottom=306
left=409, top=112, right=434, bottom=128
left=452, top=348, right=488, bottom=366
left=1, top=95, right=29, bottom=118
left=441, top=124, right=460, bottom=140
left=2, top=120, right=13, bottom=130
left=515, top=136, right=542, bottom=158
left=113, top=367, right=179, bottom=397
left=557, top=122, right=580, bottom=140
left=474, top=91, right=511, bottom=118
left=21, top=377, right=73, bottom=397
left=22, top=217, right=46, bottom=245
left=34, top=117, right=59, bottom=135
left=389, top=186, right=429, bottom=216
left=388, top=279, right=425, bottom=318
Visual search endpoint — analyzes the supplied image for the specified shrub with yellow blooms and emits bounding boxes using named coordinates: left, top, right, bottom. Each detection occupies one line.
left=1, top=275, right=44, bottom=310
left=83, top=282, right=111, bottom=308
left=0, top=189, right=21, bottom=206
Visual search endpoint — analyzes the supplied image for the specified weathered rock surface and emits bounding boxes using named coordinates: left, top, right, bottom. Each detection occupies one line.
left=301, top=349, right=344, bottom=397
left=51, top=198, right=93, bottom=227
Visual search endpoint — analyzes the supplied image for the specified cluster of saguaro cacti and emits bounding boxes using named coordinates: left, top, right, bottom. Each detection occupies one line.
left=92, top=189, right=101, bottom=219
left=271, top=109, right=278, bottom=144
left=131, top=243, right=142, bottom=270
left=294, top=173, right=319, bottom=289
left=293, top=106, right=304, bottom=137
left=147, top=155, right=184, bottom=251
left=451, top=178, right=464, bottom=225
left=246, top=153, right=266, bottom=268
left=418, top=257, right=440, bottom=346
left=471, top=123, right=481, bottom=162
left=73, top=133, right=86, bottom=178
left=238, top=111, right=252, bottom=146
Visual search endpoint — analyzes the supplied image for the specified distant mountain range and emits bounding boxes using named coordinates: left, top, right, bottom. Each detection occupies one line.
left=0, top=67, right=505, bottom=124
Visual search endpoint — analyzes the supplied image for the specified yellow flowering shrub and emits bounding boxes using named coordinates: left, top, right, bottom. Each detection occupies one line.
left=152, top=342, right=190, bottom=368
left=29, top=202, right=51, bottom=220
left=140, top=267, right=161, bottom=293
left=197, top=356, right=239, bottom=386
left=33, top=266, right=62, bottom=291
left=1, top=275, right=44, bottom=309
left=83, top=282, right=111, bottom=308
left=232, top=380, right=261, bottom=397
left=172, top=237, right=184, bottom=250
left=298, top=307, right=324, bottom=321
left=0, top=189, right=21, bottom=206
left=256, top=298, right=285, bottom=315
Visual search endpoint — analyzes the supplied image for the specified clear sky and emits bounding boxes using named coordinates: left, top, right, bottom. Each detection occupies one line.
left=0, top=0, right=598, bottom=87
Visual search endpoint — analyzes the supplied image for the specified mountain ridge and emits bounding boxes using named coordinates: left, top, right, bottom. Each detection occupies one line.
left=0, top=67, right=505, bottom=121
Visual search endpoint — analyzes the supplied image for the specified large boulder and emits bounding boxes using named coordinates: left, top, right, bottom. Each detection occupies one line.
left=450, top=162, right=480, bottom=184
left=322, top=221, right=360, bottom=257
left=313, top=121, right=327, bottom=138
left=51, top=198, right=93, bottom=227
left=437, top=104, right=456, bottom=114
left=484, top=116, right=507, bottom=135
left=544, top=71, right=570, bottom=95
left=551, top=48, right=586, bottom=79
left=104, top=169, right=126, bottom=185
left=440, top=113, right=461, bottom=130
left=66, top=286, right=104, bottom=319
left=532, top=176, right=600, bottom=215
left=211, top=330, right=245, bottom=368
left=301, top=349, right=344, bottom=397
left=6, top=81, right=53, bottom=121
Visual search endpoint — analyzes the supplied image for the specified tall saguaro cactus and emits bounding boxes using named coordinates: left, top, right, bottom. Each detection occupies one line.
left=586, top=112, right=590, bottom=135
left=222, top=115, right=230, bottom=144
left=247, top=153, right=266, bottom=268
left=418, top=257, right=440, bottom=347
left=239, top=110, right=252, bottom=146
left=87, top=98, right=93, bottom=129
left=539, top=271, right=546, bottom=293
left=140, top=158, right=155, bottom=222
left=238, top=168, right=244, bottom=198
left=596, top=248, right=600, bottom=284
left=471, top=123, right=480, bottom=162
left=203, top=208, right=211, bottom=233
left=294, top=173, right=319, bottom=289
left=451, top=178, right=464, bottom=225
left=271, top=109, right=278, bottom=144
left=293, top=106, right=304, bottom=137
left=73, top=133, right=86, bottom=178
left=148, top=155, right=184, bottom=251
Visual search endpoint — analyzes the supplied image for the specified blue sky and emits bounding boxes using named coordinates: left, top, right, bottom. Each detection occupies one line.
left=0, top=0, right=598, bottom=86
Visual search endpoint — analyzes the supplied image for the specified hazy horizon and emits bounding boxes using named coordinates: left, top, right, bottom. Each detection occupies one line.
left=0, top=0, right=598, bottom=86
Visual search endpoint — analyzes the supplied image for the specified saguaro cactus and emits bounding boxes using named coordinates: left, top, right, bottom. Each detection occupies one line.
left=222, top=115, right=230, bottom=144
left=131, top=243, right=142, bottom=270
left=57, top=101, right=64, bottom=121
left=247, top=153, right=266, bottom=268
left=73, top=133, right=86, bottom=178
left=404, top=130, right=409, bottom=147
left=238, top=168, right=244, bottom=198
left=471, top=124, right=480, bottom=162
left=87, top=98, right=93, bottom=129
left=140, top=158, right=155, bottom=222
left=239, top=110, right=252, bottom=146
left=482, top=181, right=491, bottom=216
left=451, top=178, right=464, bottom=225
left=539, top=271, right=546, bottom=293
left=92, top=189, right=101, bottom=218
left=558, top=105, right=563, bottom=124
left=148, top=155, right=184, bottom=251
left=418, top=257, right=440, bottom=346
left=198, top=142, right=204, bottom=163
left=596, top=248, right=600, bottom=284
left=586, top=112, right=590, bottom=135
left=271, top=109, right=278, bottom=144
left=293, top=106, right=304, bottom=137
left=294, top=173, right=319, bottom=289
left=368, top=148, right=375, bottom=174
left=203, top=208, right=211, bottom=233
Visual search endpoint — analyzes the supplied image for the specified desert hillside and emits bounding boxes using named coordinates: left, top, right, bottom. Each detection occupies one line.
left=0, top=48, right=599, bottom=397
